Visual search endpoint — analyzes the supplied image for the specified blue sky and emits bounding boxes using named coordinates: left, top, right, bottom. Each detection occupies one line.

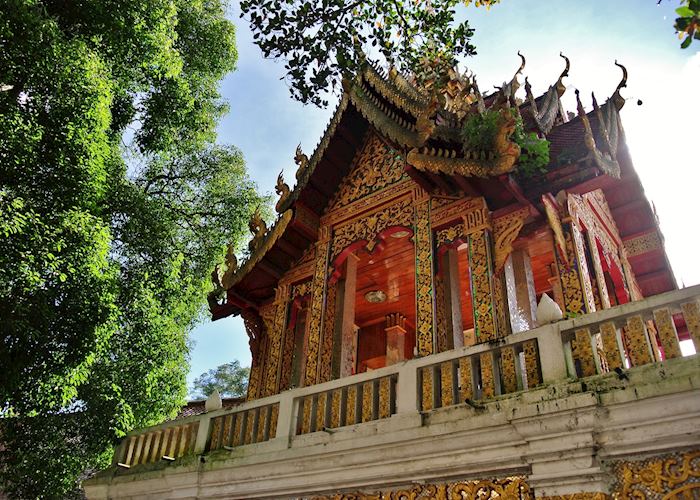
left=187, top=1, right=700, bottom=391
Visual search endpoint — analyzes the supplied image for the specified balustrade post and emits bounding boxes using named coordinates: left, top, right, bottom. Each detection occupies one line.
left=395, top=362, right=419, bottom=415
left=536, top=324, right=569, bottom=383
left=194, top=414, right=213, bottom=455
left=275, top=391, right=296, bottom=440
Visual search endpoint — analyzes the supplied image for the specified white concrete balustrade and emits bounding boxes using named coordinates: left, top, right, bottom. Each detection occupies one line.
left=109, top=285, right=700, bottom=473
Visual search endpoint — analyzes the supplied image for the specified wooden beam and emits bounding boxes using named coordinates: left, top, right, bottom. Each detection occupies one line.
left=454, top=175, right=480, bottom=198
left=405, top=166, right=435, bottom=193
left=499, top=174, right=540, bottom=217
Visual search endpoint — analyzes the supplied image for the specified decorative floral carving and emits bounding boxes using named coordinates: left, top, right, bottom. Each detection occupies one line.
left=612, top=449, right=700, bottom=499
left=493, top=206, right=529, bottom=274
left=414, top=197, right=435, bottom=356
left=330, top=196, right=414, bottom=263
left=327, top=134, right=408, bottom=212
left=310, top=477, right=532, bottom=500
left=303, top=239, right=331, bottom=387
left=469, top=230, right=496, bottom=342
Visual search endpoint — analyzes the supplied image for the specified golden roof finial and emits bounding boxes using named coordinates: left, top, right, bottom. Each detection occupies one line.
left=612, top=60, right=628, bottom=110
left=294, top=144, right=309, bottom=182
left=275, top=170, right=290, bottom=213
left=248, top=208, right=268, bottom=252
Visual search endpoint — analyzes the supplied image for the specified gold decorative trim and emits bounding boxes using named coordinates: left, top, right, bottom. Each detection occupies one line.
left=493, top=206, right=530, bottom=274
left=624, top=231, right=663, bottom=258
left=613, top=449, right=700, bottom=499
left=311, top=476, right=532, bottom=500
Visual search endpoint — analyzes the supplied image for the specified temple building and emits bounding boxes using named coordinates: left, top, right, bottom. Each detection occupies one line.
left=85, top=55, right=700, bottom=499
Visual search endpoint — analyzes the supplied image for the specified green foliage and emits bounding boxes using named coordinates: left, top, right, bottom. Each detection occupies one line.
left=674, top=0, right=700, bottom=48
left=460, top=109, right=503, bottom=151
left=512, top=115, right=550, bottom=177
left=240, top=0, right=500, bottom=107
left=0, top=0, right=262, bottom=497
left=459, top=108, right=550, bottom=177
left=192, top=360, right=250, bottom=399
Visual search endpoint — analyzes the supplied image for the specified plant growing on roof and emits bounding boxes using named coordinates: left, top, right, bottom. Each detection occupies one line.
left=511, top=111, right=550, bottom=177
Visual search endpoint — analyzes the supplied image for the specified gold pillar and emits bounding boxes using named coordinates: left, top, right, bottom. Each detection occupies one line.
left=304, top=232, right=331, bottom=387
left=414, top=194, right=435, bottom=356
left=468, top=229, right=498, bottom=342
left=557, top=224, right=595, bottom=316
left=261, top=289, right=288, bottom=397
left=318, top=281, right=337, bottom=383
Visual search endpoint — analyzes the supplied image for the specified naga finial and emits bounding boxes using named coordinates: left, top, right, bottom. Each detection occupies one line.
left=274, top=170, right=290, bottom=213
left=516, top=51, right=526, bottom=76
left=555, top=52, right=570, bottom=97
left=248, top=208, right=268, bottom=252
left=294, top=144, right=309, bottom=182
left=559, top=52, right=570, bottom=79
left=220, top=243, right=239, bottom=289
left=612, top=60, right=628, bottom=110
left=614, top=60, right=628, bottom=92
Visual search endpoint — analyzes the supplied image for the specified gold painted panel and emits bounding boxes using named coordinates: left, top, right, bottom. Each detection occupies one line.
left=599, top=322, right=623, bottom=371
left=362, top=381, right=374, bottom=423
left=434, top=273, right=449, bottom=353
left=421, top=366, right=434, bottom=411
left=415, top=197, right=435, bottom=356
left=209, top=417, right=222, bottom=451
left=315, top=393, right=327, bottom=431
left=319, top=281, right=337, bottom=383
left=330, top=195, right=414, bottom=263
left=304, top=239, right=331, bottom=387
left=523, top=339, right=542, bottom=388
left=232, top=412, right=243, bottom=446
left=221, top=414, right=233, bottom=448
left=653, top=308, right=682, bottom=360
left=378, top=377, right=391, bottom=419
left=612, top=449, right=700, bottom=499
left=327, top=134, right=408, bottom=212
left=300, top=395, right=313, bottom=435
left=330, top=389, right=342, bottom=428
left=500, top=346, right=518, bottom=394
left=625, top=315, right=653, bottom=367
left=681, top=301, right=700, bottom=352
left=480, top=352, right=495, bottom=399
left=309, top=476, right=532, bottom=500
left=256, top=406, right=268, bottom=443
left=263, top=290, right=289, bottom=396
left=244, top=410, right=255, bottom=445
left=459, top=357, right=473, bottom=401
left=268, top=404, right=279, bottom=439
left=469, top=230, right=497, bottom=342
left=346, top=385, right=357, bottom=425
left=572, top=328, right=597, bottom=377
left=439, top=361, right=454, bottom=407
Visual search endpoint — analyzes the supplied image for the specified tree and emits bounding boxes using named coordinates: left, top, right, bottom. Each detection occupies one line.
left=192, top=361, right=250, bottom=399
left=240, top=0, right=499, bottom=107
left=672, top=0, right=700, bottom=48
left=0, top=0, right=263, bottom=497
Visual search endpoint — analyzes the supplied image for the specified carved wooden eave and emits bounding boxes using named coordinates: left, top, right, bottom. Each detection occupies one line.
left=222, top=210, right=294, bottom=290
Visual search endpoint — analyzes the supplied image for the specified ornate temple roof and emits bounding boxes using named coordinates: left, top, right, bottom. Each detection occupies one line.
left=209, top=55, right=675, bottom=320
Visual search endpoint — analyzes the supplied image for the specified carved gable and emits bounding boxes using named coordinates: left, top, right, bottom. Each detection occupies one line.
left=326, top=133, right=408, bottom=212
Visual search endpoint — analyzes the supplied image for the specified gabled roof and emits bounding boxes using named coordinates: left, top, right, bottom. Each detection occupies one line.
left=209, top=56, right=674, bottom=320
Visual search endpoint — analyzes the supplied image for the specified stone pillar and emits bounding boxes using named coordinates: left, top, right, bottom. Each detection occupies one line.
left=414, top=193, right=435, bottom=356
left=340, top=253, right=359, bottom=377
left=504, top=249, right=537, bottom=333
left=467, top=229, right=499, bottom=343
left=385, top=313, right=407, bottom=365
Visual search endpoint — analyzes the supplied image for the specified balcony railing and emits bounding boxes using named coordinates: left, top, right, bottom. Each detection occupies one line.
left=111, top=285, right=700, bottom=471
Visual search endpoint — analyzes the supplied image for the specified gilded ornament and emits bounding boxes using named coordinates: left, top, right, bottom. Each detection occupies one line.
left=327, top=134, right=408, bottom=212
left=493, top=207, right=529, bottom=275
left=599, top=321, right=623, bottom=371
left=572, top=328, right=597, bottom=377
left=468, top=230, right=497, bottom=342
left=522, top=339, right=541, bottom=388
left=362, top=381, right=374, bottom=423
left=525, top=52, right=569, bottom=135
left=421, top=366, right=434, bottom=411
left=378, top=377, right=392, bottom=419
left=248, top=208, right=268, bottom=253
left=274, top=170, right=291, bottom=213
left=294, top=143, right=309, bottom=182
left=440, top=361, right=454, bottom=407
left=500, top=346, right=518, bottom=394
left=613, top=449, right=700, bottom=499
left=318, top=281, right=337, bottom=384
left=304, top=239, right=331, bottom=386
left=480, top=352, right=495, bottom=399
left=414, top=197, right=436, bottom=356
left=624, top=231, right=662, bottom=258
left=653, top=308, right=682, bottom=360
left=459, top=357, right=474, bottom=401
left=625, top=315, right=653, bottom=367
